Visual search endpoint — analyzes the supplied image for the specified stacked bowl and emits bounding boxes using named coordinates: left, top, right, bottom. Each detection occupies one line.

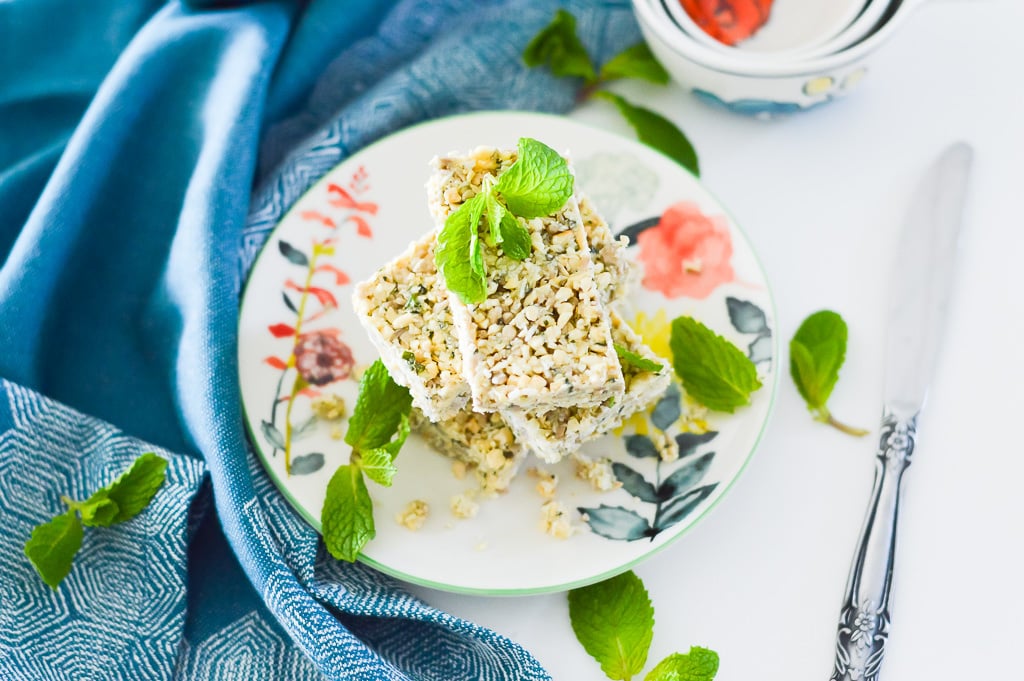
left=633, top=0, right=927, bottom=116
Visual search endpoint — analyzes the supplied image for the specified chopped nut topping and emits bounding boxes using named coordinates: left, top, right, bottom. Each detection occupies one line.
left=352, top=233, right=469, bottom=422
left=503, top=312, right=671, bottom=463
left=413, top=408, right=525, bottom=494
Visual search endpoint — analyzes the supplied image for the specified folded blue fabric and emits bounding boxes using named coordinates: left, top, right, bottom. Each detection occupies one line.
left=0, top=0, right=642, bottom=678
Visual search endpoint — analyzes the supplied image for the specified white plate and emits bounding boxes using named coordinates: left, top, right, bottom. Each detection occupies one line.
left=237, top=112, right=778, bottom=595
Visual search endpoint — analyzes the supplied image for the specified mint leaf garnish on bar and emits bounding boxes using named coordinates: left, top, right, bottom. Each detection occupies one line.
left=435, top=137, right=573, bottom=304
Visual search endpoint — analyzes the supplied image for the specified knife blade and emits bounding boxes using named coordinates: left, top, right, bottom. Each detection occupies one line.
left=829, top=142, right=973, bottom=681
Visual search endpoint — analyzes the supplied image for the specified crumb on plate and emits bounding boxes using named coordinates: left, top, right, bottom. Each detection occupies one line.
left=310, top=394, right=347, bottom=421
left=395, top=500, right=429, bottom=531
left=572, top=453, right=621, bottom=492
left=540, top=500, right=575, bottom=539
left=450, top=491, right=479, bottom=519
left=528, top=467, right=558, bottom=500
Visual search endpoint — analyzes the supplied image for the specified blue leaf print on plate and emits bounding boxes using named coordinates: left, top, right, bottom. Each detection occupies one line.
left=655, top=483, right=718, bottom=532
left=290, top=452, right=325, bottom=475
left=278, top=240, right=309, bottom=266
left=578, top=505, right=653, bottom=541
left=612, top=463, right=660, bottom=504
left=292, top=415, right=318, bottom=440
left=726, top=296, right=772, bottom=365
left=625, top=434, right=660, bottom=459
left=726, top=297, right=769, bottom=335
left=748, top=334, right=773, bottom=365
left=657, top=452, right=714, bottom=501
left=675, top=431, right=718, bottom=457
left=261, top=420, right=285, bottom=450
left=650, top=383, right=682, bottom=432
left=613, top=216, right=660, bottom=246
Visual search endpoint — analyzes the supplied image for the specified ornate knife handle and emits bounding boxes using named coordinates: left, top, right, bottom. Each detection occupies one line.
left=829, top=409, right=917, bottom=681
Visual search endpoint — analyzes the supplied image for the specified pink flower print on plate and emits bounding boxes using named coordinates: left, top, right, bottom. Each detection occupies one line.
left=636, top=201, right=734, bottom=299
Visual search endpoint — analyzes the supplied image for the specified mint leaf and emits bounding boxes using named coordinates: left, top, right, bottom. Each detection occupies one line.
left=615, top=343, right=664, bottom=373
left=645, top=647, right=720, bottom=681
left=790, top=310, right=845, bottom=409
left=790, top=310, right=867, bottom=436
left=670, top=316, right=761, bottom=412
left=321, top=464, right=375, bottom=562
left=345, top=359, right=414, bottom=451
left=485, top=191, right=506, bottom=246
left=77, top=495, right=120, bottom=527
left=499, top=212, right=532, bottom=261
left=568, top=570, right=654, bottom=680
left=594, top=92, right=700, bottom=177
left=600, top=43, right=670, bottom=85
left=381, top=411, right=411, bottom=458
left=24, top=511, right=83, bottom=590
left=466, top=191, right=487, bottom=236
left=469, top=236, right=485, bottom=278
left=436, top=203, right=487, bottom=304
left=357, top=448, right=398, bottom=487
left=496, top=138, right=574, bottom=219
left=359, top=411, right=409, bottom=488
left=466, top=192, right=487, bottom=277
left=522, top=9, right=596, bottom=84
left=98, top=452, right=168, bottom=524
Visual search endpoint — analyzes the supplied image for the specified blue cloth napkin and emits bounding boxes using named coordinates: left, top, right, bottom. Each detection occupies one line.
left=0, top=0, right=641, bottom=678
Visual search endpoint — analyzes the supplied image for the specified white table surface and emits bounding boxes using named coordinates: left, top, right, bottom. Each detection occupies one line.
left=408, top=2, right=1024, bottom=678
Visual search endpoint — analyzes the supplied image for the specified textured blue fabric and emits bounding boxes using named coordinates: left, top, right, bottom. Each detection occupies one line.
left=0, top=0, right=641, bottom=678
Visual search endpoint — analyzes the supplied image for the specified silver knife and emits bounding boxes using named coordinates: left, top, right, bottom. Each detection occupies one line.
left=829, top=142, right=974, bottom=681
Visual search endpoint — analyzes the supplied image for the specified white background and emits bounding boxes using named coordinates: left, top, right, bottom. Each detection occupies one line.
left=409, top=1, right=1024, bottom=678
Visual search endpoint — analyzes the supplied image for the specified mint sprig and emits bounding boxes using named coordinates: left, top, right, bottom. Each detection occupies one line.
left=24, top=452, right=168, bottom=589
left=670, top=317, right=762, bottom=412
left=615, top=343, right=664, bottom=374
left=435, top=137, right=571, bottom=304
left=523, top=11, right=699, bottom=176
left=569, top=570, right=719, bottom=681
left=790, top=310, right=867, bottom=437
left=321, top=359, right=412, bottom=562
left=523, top=9, right=596, bottom=83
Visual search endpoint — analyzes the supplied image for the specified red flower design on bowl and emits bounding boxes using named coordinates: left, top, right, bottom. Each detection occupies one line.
left=636, top=201, right=734, bottom=299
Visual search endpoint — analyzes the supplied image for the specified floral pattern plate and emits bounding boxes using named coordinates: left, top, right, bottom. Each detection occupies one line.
left=238, top=112, right=777, bottom=595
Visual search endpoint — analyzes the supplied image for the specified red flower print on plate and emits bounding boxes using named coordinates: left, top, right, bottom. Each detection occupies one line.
left=294, top=330, right=355, bottom=386
left=636, top=201, right=734, bottom=299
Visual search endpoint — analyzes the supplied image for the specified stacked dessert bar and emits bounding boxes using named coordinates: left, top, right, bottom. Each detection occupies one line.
left=352, top=145, right=670, bottom=493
